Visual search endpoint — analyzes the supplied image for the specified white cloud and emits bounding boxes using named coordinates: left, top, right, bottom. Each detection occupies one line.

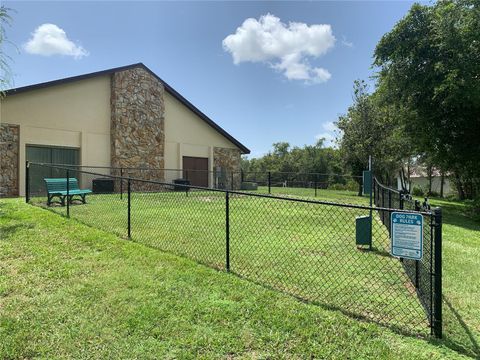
left=223, top=14, right=335, bottom=84
left=341, top=35, right=353, bottom=48
left=315, top=121, right=338, bottom=147
left=322, top=121, right=337, bottom=132
left=315, top=132, right=335, bottom=147
left=24, top=24, right=89, bottom=59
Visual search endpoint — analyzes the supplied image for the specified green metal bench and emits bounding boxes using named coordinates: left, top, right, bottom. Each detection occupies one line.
left=44, top=178, right=92, bottom=206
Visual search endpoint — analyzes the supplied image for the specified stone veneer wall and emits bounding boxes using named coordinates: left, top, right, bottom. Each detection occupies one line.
left=0, top=124, right=19, bottom=197
left=110, top=67, right=165, bottom=188
left=213, top=147, right=242, bottom=190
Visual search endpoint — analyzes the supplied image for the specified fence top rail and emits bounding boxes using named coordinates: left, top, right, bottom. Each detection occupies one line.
left=260, top=171, right=363, bottom=179
left=29, top=162, right=432, bottom=215
left=374, top=177, right=402, bottom=194
left=27, top=162, right=362, bottom=178
left=258, top=171, right=362, bottom=178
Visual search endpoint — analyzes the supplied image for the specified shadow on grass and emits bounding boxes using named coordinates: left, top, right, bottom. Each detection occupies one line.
left=429, top=199, right=480, bottom=232
left=356, top=246, right=392, bottom=258
left=0, top=203, right=36, bottom=240
left=438, top=296, right=480, bottom=359
left=0, top=223, right=36, bottom=240
left=228, top=270, right=428, bottom=339
left=33, top=201, right=429, bottom=339
left=28, top=200, right=478, bottom=358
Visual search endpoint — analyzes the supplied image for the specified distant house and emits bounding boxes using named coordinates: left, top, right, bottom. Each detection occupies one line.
left=397, top=166, right=453, bottom=196
left=0, top=63, right=249, bottom=197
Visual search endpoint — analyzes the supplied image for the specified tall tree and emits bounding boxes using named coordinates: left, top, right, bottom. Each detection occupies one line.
left=0, top=5, right=13, bottom=94
left=336, top=80, right=410, bottom=192
left=374, top=0, right=480, bottom=198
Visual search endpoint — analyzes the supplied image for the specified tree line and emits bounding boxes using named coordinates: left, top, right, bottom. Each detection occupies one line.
left=244, top=0, right=479, bottom=207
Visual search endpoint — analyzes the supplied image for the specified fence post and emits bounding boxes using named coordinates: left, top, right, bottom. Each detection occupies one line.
left=225, top=191, right=230, bottom=272
left=388, top=190, right=392, bottom=234
left=268, top=171, right=271, bottom=194
left=381, top=188, right=385, bottom=223
left=120, top=168, right=123, bottom=200
left=368, top=157, right=373, bottom=251
left=360, top=172, right=364, bottom=198
left=25, top=161, right=30, bottom=203
left=127, top=179, right=131, bottom=239
left=433, top=207, right=443, bottom=338
left=415, top=260, right=420, bottom=289
left=66, top=169, right=70, bottom=218
left=415, top=200, right=421, bottom=211
left=314, top=174, right=317, bottom=197
left=372, top=178, right=375, bottom=203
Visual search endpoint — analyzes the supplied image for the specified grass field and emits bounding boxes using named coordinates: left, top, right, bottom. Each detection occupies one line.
left=31, top=187, right=429, bottom=335
left=426, top=197, right=480, bottom=357
left=14, top=186, right=480, bottom=358
left=256, top=186, right=365, bottom=204
left=0, top=198, right=467, bottom=359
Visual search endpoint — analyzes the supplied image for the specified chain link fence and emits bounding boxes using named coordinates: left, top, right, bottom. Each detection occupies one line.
left=29, top=164, right=362, bottom=198
left=374, top=177, right=442, bottom=337
left=26, top=162, right=442, bottom=337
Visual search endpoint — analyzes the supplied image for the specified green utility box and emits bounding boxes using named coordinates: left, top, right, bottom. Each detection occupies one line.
left=363, top=170, right=372, bottom=195
left=356, top=215, right=372, bottom=246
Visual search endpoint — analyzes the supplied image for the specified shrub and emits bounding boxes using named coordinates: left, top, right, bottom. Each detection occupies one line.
left=465, top=198, right=480, bottom=221
left=328, top=183, right=347, bottom=191
left=328, top=180, right=358, bottom=192
left=412, top=186, right=425, bottom=197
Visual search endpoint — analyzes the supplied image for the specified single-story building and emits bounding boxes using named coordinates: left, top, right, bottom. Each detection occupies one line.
left=0, top=63, right=250, bottom=197
left=396, top=166, right=453, bottom=197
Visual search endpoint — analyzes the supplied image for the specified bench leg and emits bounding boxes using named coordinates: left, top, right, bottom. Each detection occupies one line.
left=61, top=196, right=66, bottom=207
left=81, top=194, right=87, bottom=204
left=47, top=195, right=52, bottom=206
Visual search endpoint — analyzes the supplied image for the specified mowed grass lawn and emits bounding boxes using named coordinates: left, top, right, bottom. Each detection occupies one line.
left=256, top=186, right=366, bottom=204
left=32, top=188, right=427, bottom=334
left=0, top=198, right=466, bottom=359
left=426, top=197, right=480, bottom=358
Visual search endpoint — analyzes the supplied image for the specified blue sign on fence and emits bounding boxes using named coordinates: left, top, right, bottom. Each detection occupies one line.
left=390, top=212, right=423, bottom=260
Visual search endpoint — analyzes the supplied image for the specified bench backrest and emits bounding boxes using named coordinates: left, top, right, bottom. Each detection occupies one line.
left=44, top=178, right=81, bottom=193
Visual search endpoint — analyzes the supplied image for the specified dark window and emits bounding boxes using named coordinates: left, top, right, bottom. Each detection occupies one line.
left=26, top=145, right=80, bottom=194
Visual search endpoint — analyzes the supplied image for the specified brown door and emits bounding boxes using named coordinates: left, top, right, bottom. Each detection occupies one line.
left=183, top=156, right=209, bottom=187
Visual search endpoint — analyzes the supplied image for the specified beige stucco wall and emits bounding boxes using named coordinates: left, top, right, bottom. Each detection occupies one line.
left=1, top=70, right=245, bottom=195
left=0, top=75, right=111, bottom=196
left=397, top=176, right=453, bottom=195
left=164, top=91, right=240, bottom=184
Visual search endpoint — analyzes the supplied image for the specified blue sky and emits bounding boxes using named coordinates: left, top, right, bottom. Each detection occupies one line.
left=3, top=1, right=417, bottom=157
